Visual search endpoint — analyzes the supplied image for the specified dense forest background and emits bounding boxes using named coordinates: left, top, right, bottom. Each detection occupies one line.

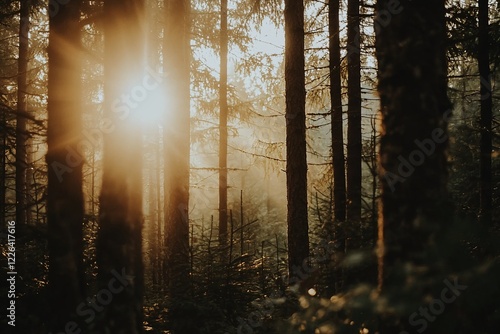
left=0, top=0, right=499, bottom=333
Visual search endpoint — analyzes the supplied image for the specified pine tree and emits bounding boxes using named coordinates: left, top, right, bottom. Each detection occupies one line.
left=46, top=0, right=85, bottom=331
left=97, top=0, right=145, bottom=331
left=376, top=0, right=452, bottom=287
left=163, top=0, right=191, bottom=298
left=329, top=0, right=346, bottom=229
left=329, top=0, right=346, bottom=294
left=285, top=0, right=309, bottom=284
left=346, top=0, right=362, bottom=242
left=478, top=0, right=493, bottom=227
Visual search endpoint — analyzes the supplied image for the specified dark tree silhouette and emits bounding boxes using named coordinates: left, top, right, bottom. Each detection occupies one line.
left=285, top=0, right=309, bottom=283
left=376, top=0, right=452, bottom=287
left=97, top=0, right=145, bottom=332
left=46, top=0, right=85, bottom=331
left=163, top=0, right=191, bottom=297
left=329, top=0, right=346, bottom=294
left=330, top=0, right=346, bottom=227
left=478, top=0, right=492, bottom=227
left=346, top=0, right=362, bottom=247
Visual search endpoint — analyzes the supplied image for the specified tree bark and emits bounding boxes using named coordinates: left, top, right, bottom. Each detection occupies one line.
left=346, top=0, right=362, bottom=243
left=478, top=0, right=492, bottom=227
left=330, top=0, right=346, bottom=225
left=46, top=0, right=85, bottom=331
left=375, top=0, right=451, bottom=288
left=285, top=0, right=309, bottom=283
left=329, top=0, right=346, bottom=294
left=164, top=0, right=191, bottom=298
left=97, top=0, right=145, bottom=332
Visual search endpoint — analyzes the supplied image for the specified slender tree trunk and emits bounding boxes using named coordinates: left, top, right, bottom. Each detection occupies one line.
left=16, top=0, right=30, bottom=225
left=164, top=0, right=191, bottom=298
left=219, top=0, right=229, bottom=247
left=46, top=0, right=85, bottom=331
left=156, top=126, right=162, bottom=285
left=370, top=117, right=377, bottom=244
left=149, top=155, right=157, bottom=286
left=478, top=0, right=492, bottom=227
left=229, top=209, right=234, bottom=265
left=376, top=0, right=451, bottom=289
left=346, top=0, right=362, bottom=244
left=97, top=0, right=145, bottom=332
left=163, top=136, right=168, bottom=289
left=329, top=0, right=346, bottom=225
left=285, top=0, right=309, bottom=284
left=329, top=0, right=346, bottom=293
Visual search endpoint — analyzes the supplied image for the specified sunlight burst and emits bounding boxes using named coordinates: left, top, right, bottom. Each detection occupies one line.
left=134, top=87, right=169, bottom=125
left=123, top=68, right=168, bottom=126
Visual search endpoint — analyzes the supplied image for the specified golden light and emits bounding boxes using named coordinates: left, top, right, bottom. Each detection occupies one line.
left=121, top=68, right=169, bottom=127
left=308, top=288, right=317, bottom=296
left=134, top=87, right=169, bottom=126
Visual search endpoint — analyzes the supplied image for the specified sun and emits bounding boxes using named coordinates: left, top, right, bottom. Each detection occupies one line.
left=126, top=68, right=169, bottom=126
left=135, top=87, right=169, bottom=126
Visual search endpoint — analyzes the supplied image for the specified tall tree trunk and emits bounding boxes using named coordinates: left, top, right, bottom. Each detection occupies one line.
left=346, top=0, right=362, bottom=244
left=164, top=0, right=191, bottom=298
left=329, top=0, right=346, bottom=226
left=97, top=0, right=145, bottom=332
left=156, top=127, right=163, bottom=286
left=370, top=117, right=377, bottom=244
left=16, top=0, right=30, bottom=225
left=219, top=0, right=228, bottom=247
left=46, top=0, right=85, bottom=331
left=478, top=0, right=492, bottom=227
left=376, top=0, right=451, bottom=289
left=329, top=0, right=346, bottom=294
left=149, top=155, right=158, bottom=286
left=285, top=0, right=309, bottom=283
